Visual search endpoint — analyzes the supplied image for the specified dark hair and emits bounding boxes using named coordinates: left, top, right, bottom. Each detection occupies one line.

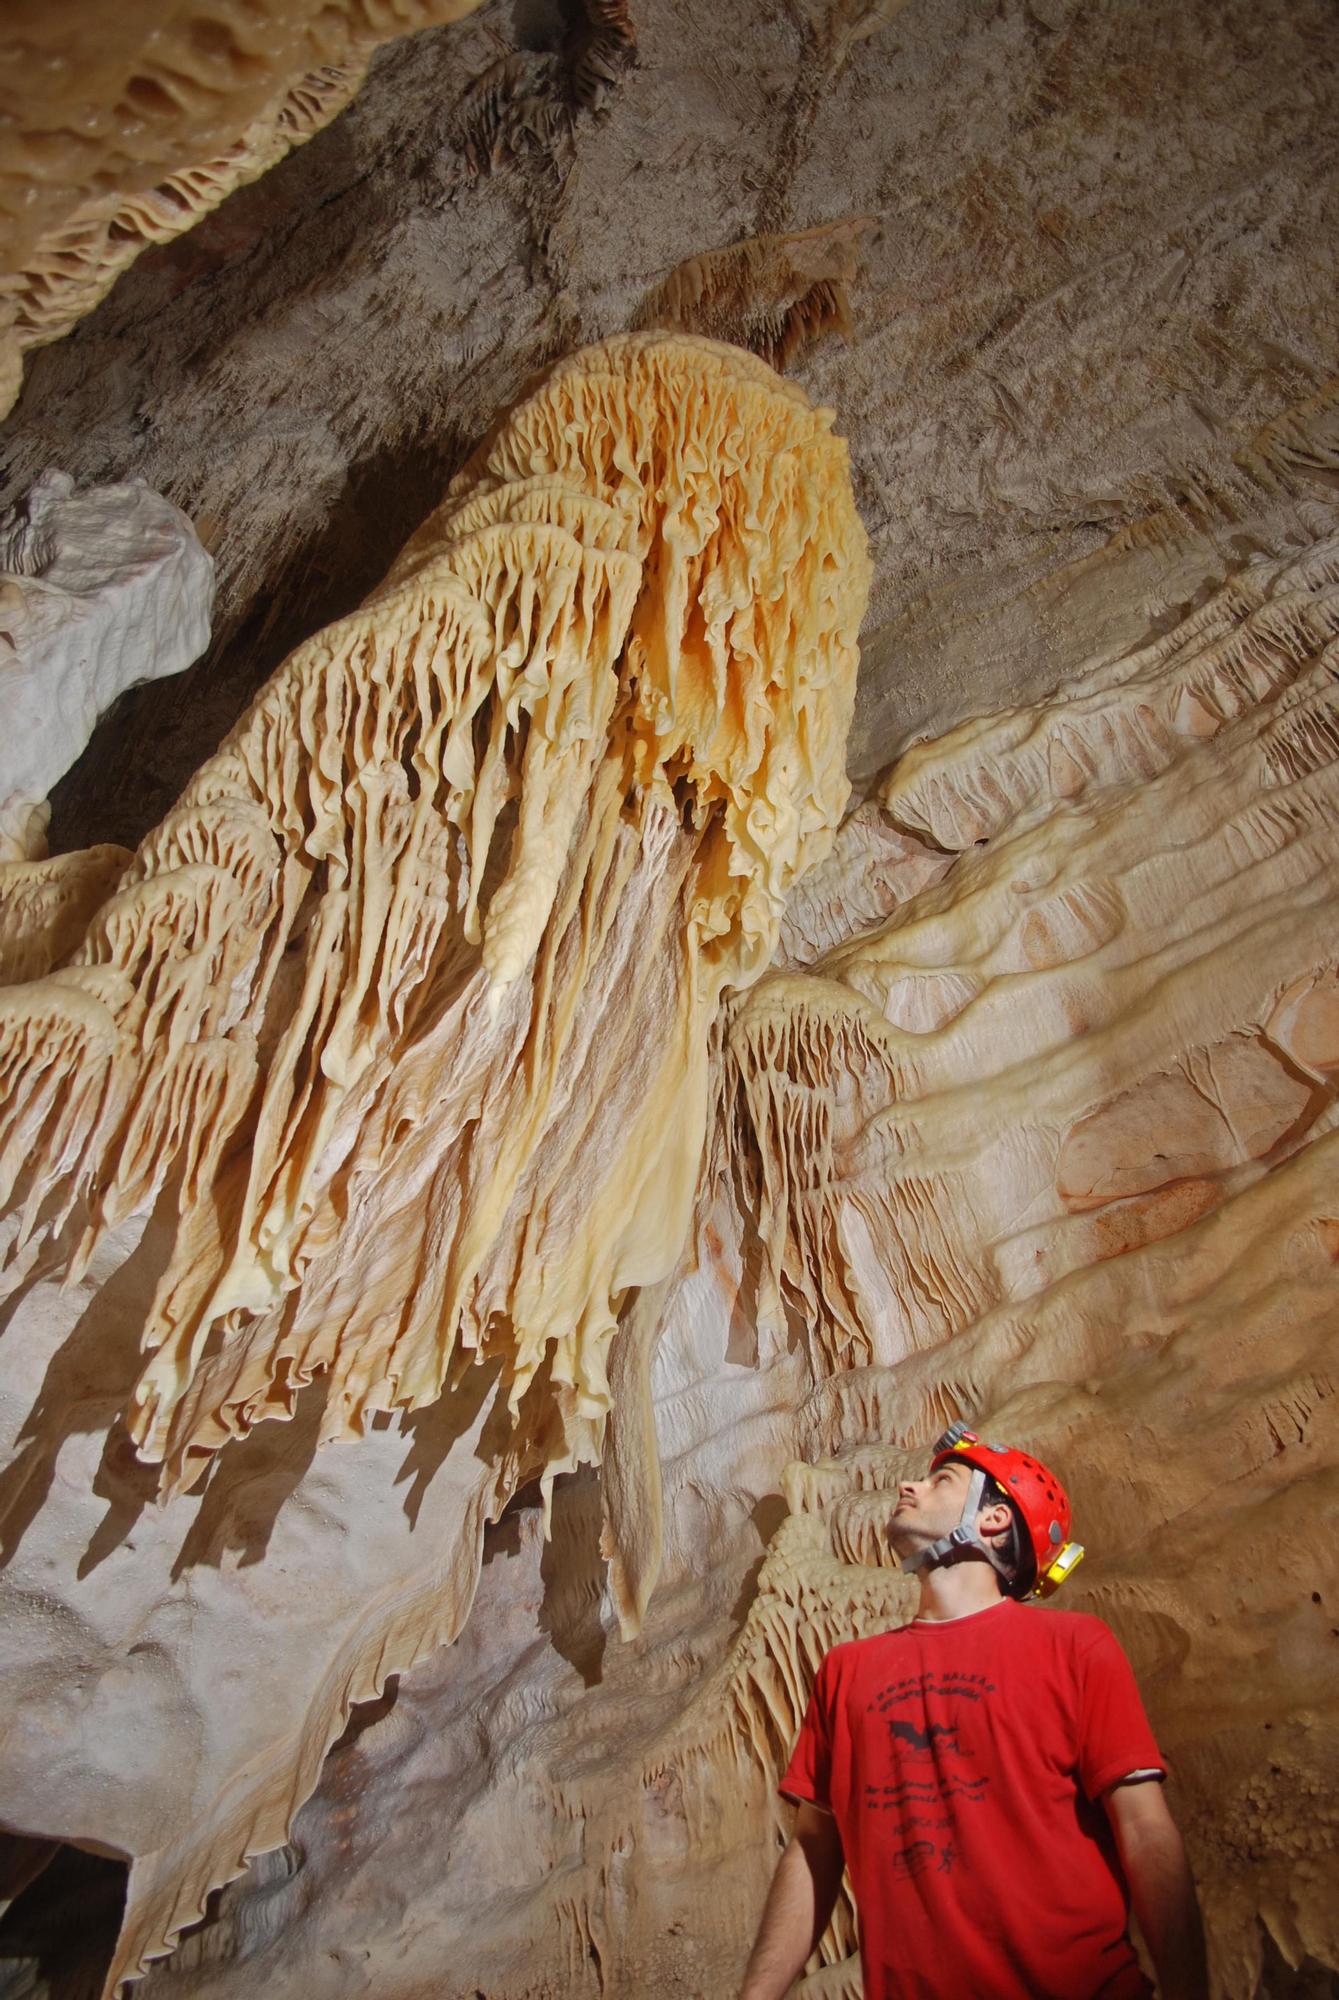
left=979, top=1475, right=1026, bottom=1589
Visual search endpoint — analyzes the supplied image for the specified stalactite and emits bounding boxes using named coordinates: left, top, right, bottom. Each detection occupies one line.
left=638, top=218, right=876, bottom=374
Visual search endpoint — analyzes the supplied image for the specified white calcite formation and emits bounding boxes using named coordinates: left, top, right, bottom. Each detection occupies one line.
left=724, top=529, right=1339, bottom=1991
left=0, top=469, right=213, bottom=861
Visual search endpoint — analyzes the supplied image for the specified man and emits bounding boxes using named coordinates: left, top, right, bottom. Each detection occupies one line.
left=738, top=1425, right=1208, bottom=2000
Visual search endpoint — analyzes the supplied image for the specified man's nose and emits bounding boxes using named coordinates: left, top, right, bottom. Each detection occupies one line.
left=898, top=1479, right=918, bottom=1497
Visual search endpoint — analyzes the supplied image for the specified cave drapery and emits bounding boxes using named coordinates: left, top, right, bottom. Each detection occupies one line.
left=0, top=330, right=870, bottom=1993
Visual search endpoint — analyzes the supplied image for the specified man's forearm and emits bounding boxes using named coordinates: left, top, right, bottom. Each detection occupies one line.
left=1120, top=1817, right=1209, bottom=2000
left=739, top=1817, right=843, bottom=2000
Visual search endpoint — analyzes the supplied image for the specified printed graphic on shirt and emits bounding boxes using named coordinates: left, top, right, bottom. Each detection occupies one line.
left=889, top=1839, right=937, bottom=1880
left=887, top=1717, right=960, bottom=1754
left=874, top=1669, right=997, bottom=1713
left=779, top=1618, right=1163, bottom=2000
left=863, top=1667, right=998, bottom=1877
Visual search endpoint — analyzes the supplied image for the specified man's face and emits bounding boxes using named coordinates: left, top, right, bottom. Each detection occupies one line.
left=888, top=1457, right=976, bottom=1557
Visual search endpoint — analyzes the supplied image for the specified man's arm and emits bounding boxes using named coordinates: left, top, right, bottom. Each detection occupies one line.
left=1105, top=1779, right=1209, bottom=2000
left=738, top=1802, right=846, bottom=2000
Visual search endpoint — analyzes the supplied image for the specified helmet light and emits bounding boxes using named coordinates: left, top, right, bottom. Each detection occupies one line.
left=1036, top=1541, right=1085, bottom=1598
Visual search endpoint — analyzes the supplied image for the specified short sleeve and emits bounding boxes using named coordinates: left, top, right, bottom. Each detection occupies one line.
left=1076, top=1623, right=1166, bottom=1800
left=780, top=1654, right=835, bottom=1809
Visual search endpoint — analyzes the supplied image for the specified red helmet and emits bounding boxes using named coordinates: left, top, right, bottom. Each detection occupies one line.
left=930, top=1424, right=1084, bottom=1599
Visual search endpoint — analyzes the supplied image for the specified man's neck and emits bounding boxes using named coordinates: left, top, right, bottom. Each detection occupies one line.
left=913, top=1560, right=1009, bottom=1623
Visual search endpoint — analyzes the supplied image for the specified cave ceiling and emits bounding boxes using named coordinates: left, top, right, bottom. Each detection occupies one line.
left=2, top=0, right=1336, bottom=847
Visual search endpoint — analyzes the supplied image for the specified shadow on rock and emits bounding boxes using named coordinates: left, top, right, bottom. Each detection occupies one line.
left=0, top=1209, right=175, bottom=1573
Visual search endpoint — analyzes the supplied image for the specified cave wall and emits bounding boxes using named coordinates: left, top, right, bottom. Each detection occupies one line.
left=92, top=508, right=1339, bottom=2000
left=1, top=1, right=1339, bottom=1997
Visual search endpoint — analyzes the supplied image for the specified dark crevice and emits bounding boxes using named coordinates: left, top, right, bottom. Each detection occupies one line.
left=0, top=1843, right=126, bottom=2000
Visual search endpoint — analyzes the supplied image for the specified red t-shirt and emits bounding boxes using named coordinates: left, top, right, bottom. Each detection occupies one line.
left=781, top=1599, right=1164, bottom=2000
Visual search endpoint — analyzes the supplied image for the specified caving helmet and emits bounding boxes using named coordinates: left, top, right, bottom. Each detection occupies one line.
left=906, top=1421, right=1085, bottom=1599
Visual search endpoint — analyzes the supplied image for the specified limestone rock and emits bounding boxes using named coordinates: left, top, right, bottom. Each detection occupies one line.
left=0, top=845, right=137, bottom=984
left=720, top=529, right=1339, bottom=1993
left=0, top=335, right=869, bottom=1483
left=0, top=471, right=213, bottom=862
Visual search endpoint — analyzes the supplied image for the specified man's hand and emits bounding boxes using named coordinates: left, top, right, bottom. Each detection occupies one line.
left=1105, top=1779, right=1209, bottom=2000
left=738, top=1802, right=846, bottom=2000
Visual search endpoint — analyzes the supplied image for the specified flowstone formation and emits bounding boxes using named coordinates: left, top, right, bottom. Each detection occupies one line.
left=121, top=513, right=1339, bottom=2000
left=726, top=530, right=1339, bottom=1990
left=0, top=333, right=869, bottom=1991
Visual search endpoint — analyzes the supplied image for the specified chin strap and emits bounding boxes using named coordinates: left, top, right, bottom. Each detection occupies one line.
left=903, top=1465, right=1016, bottom=1588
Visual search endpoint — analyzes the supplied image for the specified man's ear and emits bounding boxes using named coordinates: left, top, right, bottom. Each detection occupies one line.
left=976, top=1500, right=1014, bottom=1549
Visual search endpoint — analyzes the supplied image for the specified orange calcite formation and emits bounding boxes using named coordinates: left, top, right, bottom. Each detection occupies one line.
left=0, top=336, right=869, bottom=1991
left=0, top=0, right=486, bottom=413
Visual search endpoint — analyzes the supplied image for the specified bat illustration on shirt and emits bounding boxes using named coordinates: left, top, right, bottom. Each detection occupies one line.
left=888, top=1718, right=960, bottom=1754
